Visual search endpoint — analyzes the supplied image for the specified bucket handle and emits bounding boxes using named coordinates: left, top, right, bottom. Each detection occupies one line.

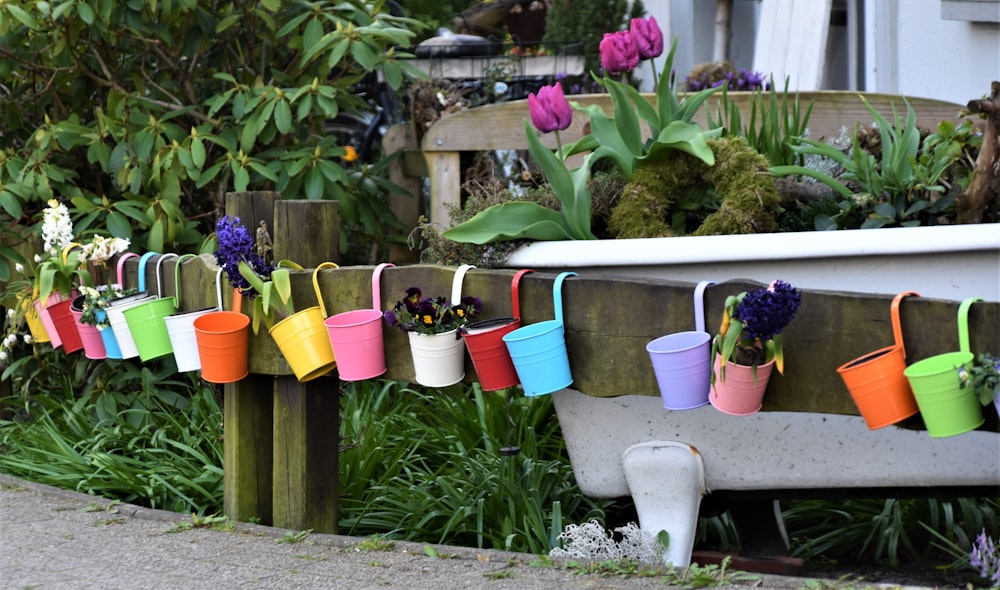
left=137, top=252, right=159, bottom=292
left=552, top=271, right=577, bottom=324
left=372, top=263, right=394, bottom=311
left=693, top=280, right=715, bottom=333
left=451, top=264, right=476, bottom=305
left=510, top=269, right=535, bottom=320
left=116, top=252, right=139, bottom=289
left=214, top=267, right=241, bottom=314
left=957, top=297, right=982, bottom=354
left=171, top=254, right=199, bottom=308
left=890, top=291, right=920, bottom=359
left=311, top=262, right=339, bottom=317
left=154, top=253, right=179, bottom=299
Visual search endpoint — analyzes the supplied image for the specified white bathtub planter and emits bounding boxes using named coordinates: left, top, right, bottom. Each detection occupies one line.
left=506, top=224, right=1000, bottom=302
left=504, top=224, right=1000, bottom=568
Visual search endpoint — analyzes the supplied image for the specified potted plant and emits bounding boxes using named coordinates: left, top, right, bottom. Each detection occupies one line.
left=72, top=235, right=133, bottom=359
left=214, top=215, right=339, bottom=382
left=967, top=353, right=1000, bottom=419
left=709, top=279, right=801, bottom=415
left=383, top=285, right=482, bottom=387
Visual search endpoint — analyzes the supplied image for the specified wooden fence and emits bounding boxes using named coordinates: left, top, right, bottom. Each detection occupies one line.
left=115, top=192, right=999, bottom=536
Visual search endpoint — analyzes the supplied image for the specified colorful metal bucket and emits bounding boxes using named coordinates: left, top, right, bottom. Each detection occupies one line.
left=123, top=253, right=181, bottom=362
left=405, top=264, right=475, bottom=388
left=269, top=261, right=338, bottom=382
left=163, top=256, right=219, bottom=373
left=324, top=263, right=394, bottom=382
left=646, top=280, right=715, bottom=410
left=461, top=269, right=534, bottom=392
left=503, top=271, right=576, bottom=397
left=903, top=297, right=985, bottom=437
left=194, top=284, right=249, bottom=384
left=837, top=291, right=921, bottom=429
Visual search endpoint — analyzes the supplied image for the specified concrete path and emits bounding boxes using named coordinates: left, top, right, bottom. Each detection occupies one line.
left=0, top=474, right=924, bottom=589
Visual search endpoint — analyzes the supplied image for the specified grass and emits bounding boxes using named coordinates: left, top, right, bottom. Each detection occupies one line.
left=0, top=351, right=996, bottom=585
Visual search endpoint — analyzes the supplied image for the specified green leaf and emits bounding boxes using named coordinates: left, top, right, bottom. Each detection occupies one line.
left=441, top=202, right=578, bottom=244
left=271, top=268, right=292, bottom=306
left=274, top=99, right=292, bottom=134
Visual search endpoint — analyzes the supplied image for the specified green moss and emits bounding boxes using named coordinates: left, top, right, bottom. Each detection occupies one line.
left=607, top=136, right=780, bottom=239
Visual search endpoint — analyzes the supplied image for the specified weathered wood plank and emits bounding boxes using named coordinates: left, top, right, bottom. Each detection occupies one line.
left=424, top=152, right=462, bottom=226
left=223, top=379, right=273, bottom=524
left=383, top=123, right=423, bottom=263
left=273, top=200, right=340, bottom=266
left=272, top=376, right=340, bottom=533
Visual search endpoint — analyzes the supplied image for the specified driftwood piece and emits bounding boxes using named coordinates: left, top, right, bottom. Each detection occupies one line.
left=958, top=80, right=1000, bottom=223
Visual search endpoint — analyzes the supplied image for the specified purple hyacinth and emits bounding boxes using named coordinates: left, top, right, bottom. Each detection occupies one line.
left=734, top=280, right=801, bottom=340
left=970, top=529, right=1000, bottom=585
left=214, top=215, right=275, bottom=298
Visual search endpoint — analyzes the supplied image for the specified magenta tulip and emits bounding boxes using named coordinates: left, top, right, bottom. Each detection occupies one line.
left=599, top=30, right=639, bottom=75
left=630, top=16, right=663, bottom=60
left=527, top=82, right=572, bottom=134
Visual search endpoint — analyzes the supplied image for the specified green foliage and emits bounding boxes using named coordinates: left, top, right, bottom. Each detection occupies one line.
left=338, top=379, right=609, bottom=554
left=771, top=98, right=968, bottom=230
left=0, top=0, right=424, bottom=265
left=706, top=80, right=815, bottom=167
left=784, top=497, right=1000, bottom=569
left=0, top=356, right=224, bottom=514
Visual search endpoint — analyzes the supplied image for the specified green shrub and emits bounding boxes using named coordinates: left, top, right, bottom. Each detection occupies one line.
left=0, top=0, right=425, bottom=270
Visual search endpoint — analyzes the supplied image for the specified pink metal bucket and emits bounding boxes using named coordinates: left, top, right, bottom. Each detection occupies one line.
left=324, top=263, right=394, bottom=381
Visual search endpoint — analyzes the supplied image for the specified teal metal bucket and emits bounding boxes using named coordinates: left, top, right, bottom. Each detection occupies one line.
left=503, top=272, right=576, bottom=397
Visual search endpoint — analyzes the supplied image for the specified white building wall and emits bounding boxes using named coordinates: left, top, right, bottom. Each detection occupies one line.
left=643, top=0, right=998, bottom=105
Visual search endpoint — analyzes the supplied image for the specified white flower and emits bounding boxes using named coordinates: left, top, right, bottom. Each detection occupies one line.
left=14, top=263, right=24, bottom=274
left=4, top=333, right=17, bottom=347
left=6, top=309, right=14, bottom=319
left=41, top=199, right=75, bottom=253
left=23, top=334, right=32, bottom=344
left=34, top=254, right=42, bottom=264
left=0, top=351, right=7, bottom=361
left=79, top=235, right=130, bottom=265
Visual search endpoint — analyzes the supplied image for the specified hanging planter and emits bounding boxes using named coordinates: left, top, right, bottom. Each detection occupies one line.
left=163, top=255, right=220, bottom=373
left=710, top=356, right=775, bottom=416
left=903, top=297, right=985, bottom=438
left=461, top=269, right=535, bottom=392
left=105, top=252, right=157, bottom=359
left=503, top=271, right=577, bottom=397
left=383, top=264, right=481, bottom=388
left=193, top=270, right=249, bottom=384
left=836, top=291, right=921, bottom=429
left=33, top=292, right=68, bottom=349
left=269, top=261, right=339, bottom=382
left=96, top=252, right=139, bottom=360
left=123, top=253, right=181, bottom=362
left=70, top=295, right=106, bottom=359
left=324, top=262, right=395, bottom=382
left=646, top=280, right=716, bottom=410
left=46, top=295, right=83, bottom=353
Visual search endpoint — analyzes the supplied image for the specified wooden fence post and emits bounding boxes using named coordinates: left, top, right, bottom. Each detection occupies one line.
left=222, top=191, right=279, bottom=526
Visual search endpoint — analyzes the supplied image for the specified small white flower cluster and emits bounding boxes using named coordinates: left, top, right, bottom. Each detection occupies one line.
left=41, top=199, right=74, bottom=254
left=548, top=520, right=665, bottom=565
left=79, top=235, right=130, bottom=265
left=0, top=307, right=33, bottom=361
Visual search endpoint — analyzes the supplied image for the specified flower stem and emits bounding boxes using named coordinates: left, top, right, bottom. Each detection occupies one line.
left=554, top=129, right=564, bottom=161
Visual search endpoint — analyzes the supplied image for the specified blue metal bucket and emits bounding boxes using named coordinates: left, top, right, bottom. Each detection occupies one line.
left=503, top=272, right=576, bottom=397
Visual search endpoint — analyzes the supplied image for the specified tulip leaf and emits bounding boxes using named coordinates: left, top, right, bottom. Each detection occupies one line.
left=641, top=121, right=716, bottom=166
left=442, top=202, right=579, bottom=243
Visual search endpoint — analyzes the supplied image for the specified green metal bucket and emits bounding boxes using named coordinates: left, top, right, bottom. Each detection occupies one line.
left=903, top=297, right=984, bottom=438
left=123, top=253, right=180, bottom=362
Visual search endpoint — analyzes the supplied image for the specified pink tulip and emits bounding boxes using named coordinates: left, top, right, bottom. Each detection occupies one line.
left=527, top=82, right=572, bottom=134
left=630, top=16, right=663, bottom=60
left=599, top=30, right=639, bottom=75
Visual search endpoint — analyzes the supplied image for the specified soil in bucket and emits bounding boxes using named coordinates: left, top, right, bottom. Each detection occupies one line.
left=193, top=311, right=250, bottom=384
